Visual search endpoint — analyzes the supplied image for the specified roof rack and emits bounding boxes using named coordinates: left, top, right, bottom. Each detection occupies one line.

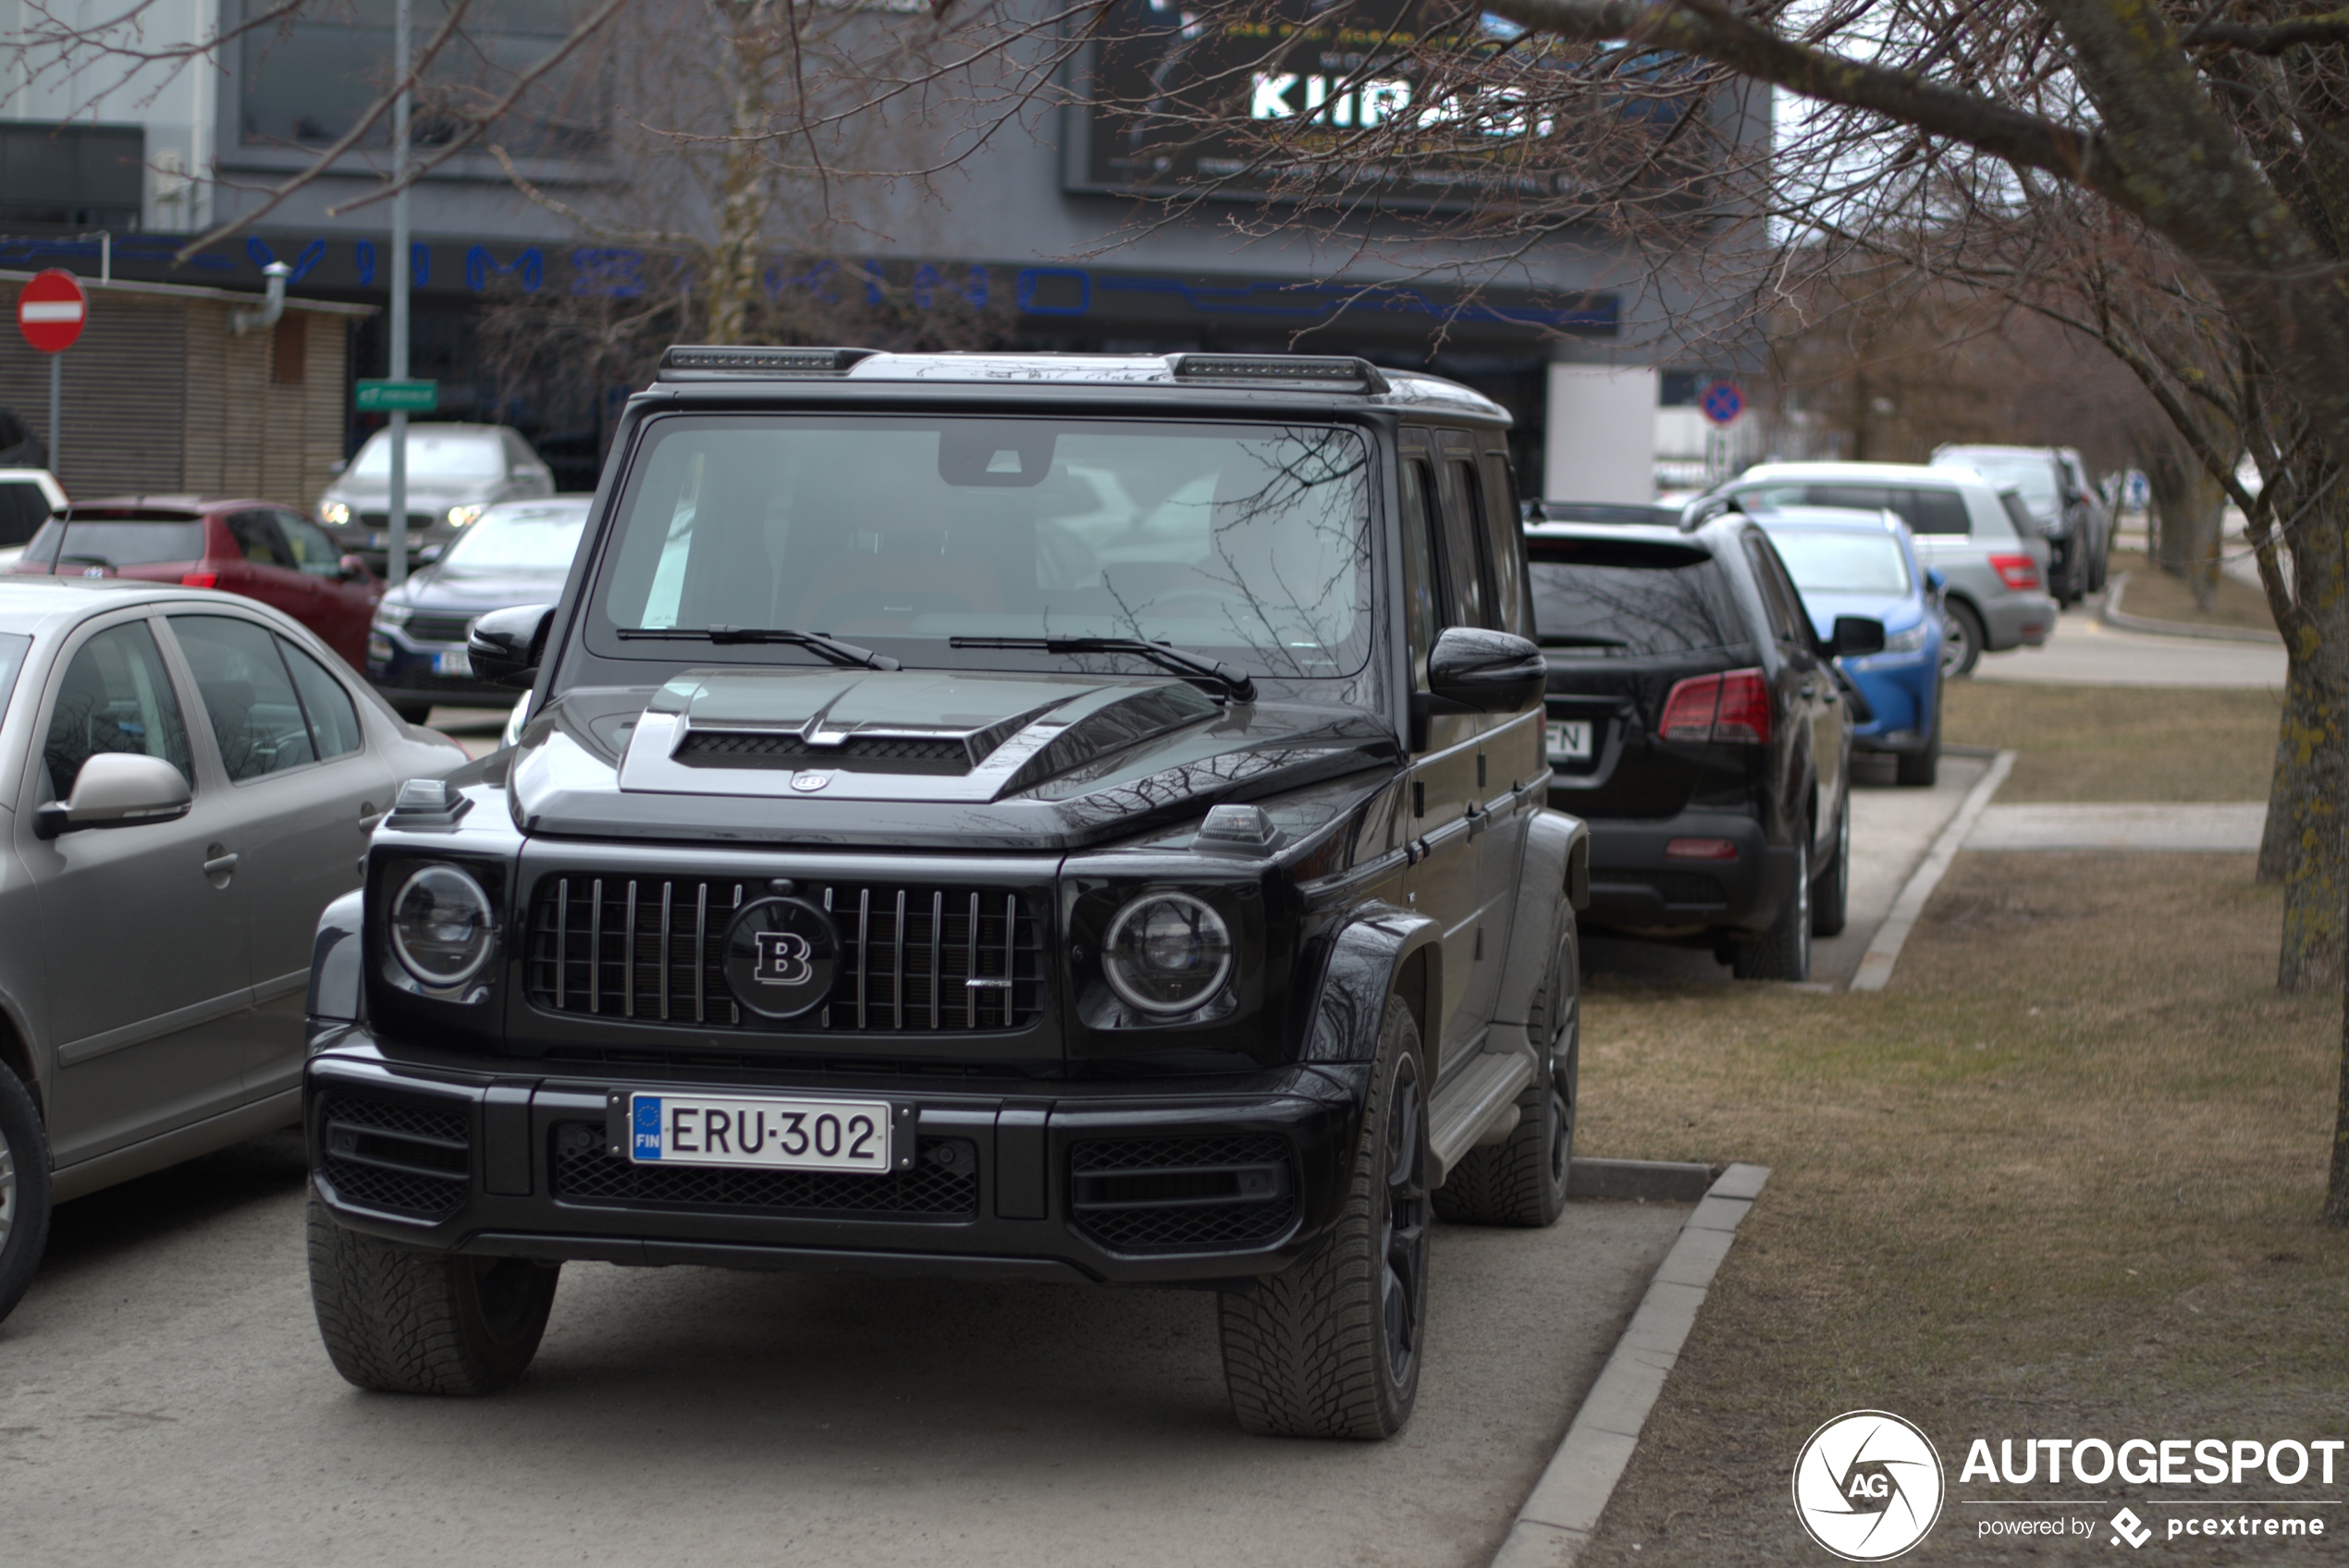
left=1165, top=353, right=1390, bottom=394
left=657, top=345, right=879, bottom=378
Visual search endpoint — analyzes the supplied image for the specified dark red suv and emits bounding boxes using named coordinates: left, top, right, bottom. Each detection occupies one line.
left=8, top=497, right=380, bottom=667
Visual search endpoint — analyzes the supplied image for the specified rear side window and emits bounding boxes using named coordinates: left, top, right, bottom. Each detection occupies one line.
left=1479, top=454, right=1532, bottom=639
left=170, top=616, right=317, bottom=780
left=20, top=516, right=207, bottom=570
left=279, top=637, right=363, bottom=758
left=0, top=481, right=51, bottom=546
left=1998, top=491, right=2038, bottom=535
left=1889, top=488, right=1970, bottom=535
left=1526, top=538, right=1746, bottom=655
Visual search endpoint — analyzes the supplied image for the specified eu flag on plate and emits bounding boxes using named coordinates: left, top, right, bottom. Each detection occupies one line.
left=633, top=1096, right=663, bottom=1159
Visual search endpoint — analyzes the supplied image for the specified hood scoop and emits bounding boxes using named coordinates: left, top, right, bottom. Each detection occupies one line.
left=616, top=667, right=1221, bottom=802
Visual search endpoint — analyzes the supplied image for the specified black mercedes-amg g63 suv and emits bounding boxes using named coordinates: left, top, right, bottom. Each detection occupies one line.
left=301, top=347, right=1589, bottom=1441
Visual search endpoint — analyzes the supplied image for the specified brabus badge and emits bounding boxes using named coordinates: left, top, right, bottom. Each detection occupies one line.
left=790, top=771, right=832, bottom=791
left=722, top=898, right=841, bottom=1019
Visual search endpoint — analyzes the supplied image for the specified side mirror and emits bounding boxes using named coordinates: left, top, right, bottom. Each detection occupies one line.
left=1831, top=616, right=1887, bottom=656
left=416, top=544, right=444, bottom=564
left=1414, top=628, right=1546, bottom=747
left=469, top=603, right=556, bottom=689
left=35, top=753, right=192, bottom=839
left=337, top=553, right=373, bottom=582
left=1925, top=567, right=1946, bottom=594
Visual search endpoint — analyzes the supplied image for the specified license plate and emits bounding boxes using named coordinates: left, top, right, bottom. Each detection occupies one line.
left=629, top=1092, right=892, bottom=1173
left=433, top=647, right=472, bottom=677
left=1546, top=719, right=1593, bottom=762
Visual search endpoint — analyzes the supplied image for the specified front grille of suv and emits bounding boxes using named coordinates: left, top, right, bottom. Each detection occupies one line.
left=525, top=875, right=1045, bottom=1033
left=318, top=1095, right=470, bottom=1221
left=400, top=613, right=475, bottom=644
left=552, top=1124, right=978, bottom=1218
left=1068, top=1134, right=1298, bottom=1254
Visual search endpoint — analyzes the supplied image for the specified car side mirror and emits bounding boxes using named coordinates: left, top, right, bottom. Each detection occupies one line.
left=1831, top=616, right=1888, bottom=656
left=469, top=603, right=556, bottom=689
left=1412, top=627, right=1546, bottom=747
left=1925, top=567, right=1946, bottom=594
left=336, top=553, right=373, bottom=582
left=35, top=753, right=193, bottom=839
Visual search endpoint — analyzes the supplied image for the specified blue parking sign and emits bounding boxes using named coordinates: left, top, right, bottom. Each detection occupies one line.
left=1700, top=380, right=1745, bottom=426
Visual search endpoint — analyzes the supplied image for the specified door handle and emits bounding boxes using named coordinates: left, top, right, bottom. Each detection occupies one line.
left=203, top=847, right=240, bottom=877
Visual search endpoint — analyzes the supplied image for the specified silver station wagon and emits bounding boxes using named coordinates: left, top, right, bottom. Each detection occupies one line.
left=0, top=580, right=463, bottom=1323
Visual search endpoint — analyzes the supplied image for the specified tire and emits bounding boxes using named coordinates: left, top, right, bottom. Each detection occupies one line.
left=387, top=693, right=436, bottom=725
left=1731, top=835, right=1812, bottom=981
left=1219, top=997, right=1430, bottom=1440
left=1941, top=601, right=1986, bottom=679
left=306, top=1192, right=559, bottom=1395
left=1435, top=925, right=1578, bottom=1229
left=1811, top=801, right=1850, bottom=937
left=0, top=1059, right=52, bottom=1327
left=1897, top=694, right=1942, bottom=788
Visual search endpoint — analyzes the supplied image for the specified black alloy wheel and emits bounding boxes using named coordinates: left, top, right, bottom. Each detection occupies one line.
left=0, top=1059, right=53, bottom=1326
left=1941, top=601, right=1986, bottom=679
left=1379, top=1050, right=1431, bottom=1392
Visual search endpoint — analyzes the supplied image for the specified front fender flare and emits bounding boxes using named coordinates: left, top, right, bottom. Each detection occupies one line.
left=307, top=889, right=366, bottom=1024
left=1297, top=902, right=1444, bottom=1066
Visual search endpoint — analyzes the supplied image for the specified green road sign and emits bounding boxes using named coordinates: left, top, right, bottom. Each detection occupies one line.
left=355, top=379, right=437, bottom=412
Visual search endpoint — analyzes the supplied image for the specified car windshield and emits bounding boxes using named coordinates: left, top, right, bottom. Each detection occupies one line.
left=18, top=516, right=208, bottom=569
left=590, top=415, right=1373, bottom=678
left=1763, top=529, right=1912, bottom=594
left=352, top=431, right=506, bottom=480
left=1947, top=454, right=2059, bottom=509
left=442, top=503, right=589, bottom=572
left=1525, top=537, right=1745, bottom=655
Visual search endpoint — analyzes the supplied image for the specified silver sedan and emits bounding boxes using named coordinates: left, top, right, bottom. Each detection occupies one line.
left=0, top=580, right=465, bottom=1321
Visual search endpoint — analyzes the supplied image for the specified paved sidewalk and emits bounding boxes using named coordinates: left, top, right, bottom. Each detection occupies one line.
left=1967, top=802, right=2267, bottom=851
left=1974, top=612, right=2284, bottom=688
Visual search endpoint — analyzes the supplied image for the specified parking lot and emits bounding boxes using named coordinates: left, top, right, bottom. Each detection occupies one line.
left=6, top=1126, right=1684, bottom=1568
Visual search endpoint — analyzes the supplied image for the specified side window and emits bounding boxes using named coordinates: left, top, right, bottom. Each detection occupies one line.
left=1398, top=459, right=1443, bottom=690
left=278, top=636, right=363, bottom=759
left=168, top=616, right=318, bottom=780
left=1902, top=488, right=1972, bottom=535
left=1437, top=458, right=1492, bottom=629
left=228, top=511, right=295, bottom=570
left=43, top=621, right=193, bottom=800
left=1479, top=454, right=1531, bottom=639
left=1741, top=536, right=1804, bottom=647
left=277, top=510, right=344, bottom=577
left=0, top=481, right=51, bottom=547
left=1801, top=485, right=1891, bottom=513
left=1998, top=491, right=2038, bottom=536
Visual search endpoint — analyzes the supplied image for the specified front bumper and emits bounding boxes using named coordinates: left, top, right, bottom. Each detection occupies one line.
left=367, top=633, right=514, bottom=708
left=1842, top=654, right=1937, bottom=751
left=1578, top=811, right=1797, bottom=936
left=305, top=1031, right=1365, bottom=1286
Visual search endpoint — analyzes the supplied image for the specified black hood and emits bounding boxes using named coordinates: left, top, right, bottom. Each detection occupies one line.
left=507, top=667, right=1399, bottom=851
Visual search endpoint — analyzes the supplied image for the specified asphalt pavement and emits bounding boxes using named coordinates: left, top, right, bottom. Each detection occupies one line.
left=4, top=1133, right=1687, bottom=1568
left=1973, top=598, right=2285, bottom=687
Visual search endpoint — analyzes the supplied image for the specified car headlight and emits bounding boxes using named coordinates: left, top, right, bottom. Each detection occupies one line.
left=319, top=501, right=351, bottom=527
left=1882, top=623, right=1930, bottom=654
left=447, top=504, right=485, bottom=528
left=374, top=601, right=411, bottom=628
left=390, top=865, right=496, bottom=987
left=1101, top=891, right=1233, bottom=1015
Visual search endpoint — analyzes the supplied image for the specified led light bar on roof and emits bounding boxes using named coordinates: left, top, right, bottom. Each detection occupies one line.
left=657, top=345, right=879, bottom=377
left=1165, top=353, right=1391, bottom=394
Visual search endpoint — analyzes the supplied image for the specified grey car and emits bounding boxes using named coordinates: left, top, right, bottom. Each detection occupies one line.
left=315, top=424, right=556, bottom=576
left=1712, top=461, right=2060, bottom=676
left=0, top=580, right=464, bottom=1322
left=1932, top=444, right=2110, bottom=604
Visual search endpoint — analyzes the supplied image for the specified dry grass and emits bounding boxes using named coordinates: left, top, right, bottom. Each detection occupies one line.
left=1943, top=681, right=2280, bottom=802
left=2109, top=548, right=2279, bottom=634
left=1576, top=855, right=2347, bottom=1563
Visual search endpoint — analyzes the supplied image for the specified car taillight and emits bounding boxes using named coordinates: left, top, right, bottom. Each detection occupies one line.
left=1658, top=668, right=1771, bottom=745
left=1989, top=553, right=2040, bottom=591
left=180, top=572, right=219, bottom=589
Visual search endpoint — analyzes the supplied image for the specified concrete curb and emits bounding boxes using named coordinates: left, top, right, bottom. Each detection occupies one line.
left=1566, top=1157, right=1717, bottom=1203
left=1847, top=749, right=2016, bottom=993
left=2100, top=571, right=2283, bottom=645
left=1488, top=1162, right=1771, bottom=1568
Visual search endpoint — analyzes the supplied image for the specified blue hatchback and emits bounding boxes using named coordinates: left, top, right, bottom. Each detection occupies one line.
left=1753, top=506, right=1946, bottom=786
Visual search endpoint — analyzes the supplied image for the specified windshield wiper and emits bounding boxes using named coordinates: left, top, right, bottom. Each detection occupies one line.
left=1539, top=633, right=1629, bottom=649
left=950, top=635, right=1256, bottom=702
left=616, top=625, right=900, bottom=670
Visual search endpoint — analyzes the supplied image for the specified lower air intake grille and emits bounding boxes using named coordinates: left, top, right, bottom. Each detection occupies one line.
left=551, top=1125, right=978, bottom=1219
left=525, top=875, right=1045, bottom=1034
left=318, top=1095, right=470, bottom=1222
left=400, top=613, right=475, bottom=644
left=1068, top=1134, right=1297, bottom=1254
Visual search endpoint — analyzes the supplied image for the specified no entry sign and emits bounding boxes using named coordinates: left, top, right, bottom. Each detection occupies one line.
left=17, top=269, right=87, bottom=354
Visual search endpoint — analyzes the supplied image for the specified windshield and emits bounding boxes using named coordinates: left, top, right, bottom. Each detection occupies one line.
left=591, top=416, right=1372, bottom=678
left=1948, top=454, right=2059, bottom=509
left=1764, top=529, right=1912, bottom=595
left=1526, top=538, right=1745, bottom=655
left=352, top=430, right=506, bottom=481
left=443, top=502, right=589, bottom=572
left=20, top=517, right=208, bottom=569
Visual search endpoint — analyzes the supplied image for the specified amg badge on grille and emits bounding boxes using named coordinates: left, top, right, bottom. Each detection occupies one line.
left=722, top=897, right=841, bottom=1019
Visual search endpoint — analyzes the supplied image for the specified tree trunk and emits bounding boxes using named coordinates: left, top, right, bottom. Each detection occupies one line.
left=2258, top=659, right=2306, bottom=883
left=2275, top=514, right=2349, bottom=993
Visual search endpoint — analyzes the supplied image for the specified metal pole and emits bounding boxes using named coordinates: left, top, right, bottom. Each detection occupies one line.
left=387, top=0, right=412, bottom=589
left=46, top=354, right=58, bottom=473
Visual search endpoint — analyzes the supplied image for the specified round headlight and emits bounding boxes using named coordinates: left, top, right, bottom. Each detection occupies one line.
left=1101, top=892, right=1232, bottom=1015
left=390, top=865, right=496, bottom=986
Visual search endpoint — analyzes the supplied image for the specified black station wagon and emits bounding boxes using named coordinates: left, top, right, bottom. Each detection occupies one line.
left=302, top=348, right=1589, bottom=1440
